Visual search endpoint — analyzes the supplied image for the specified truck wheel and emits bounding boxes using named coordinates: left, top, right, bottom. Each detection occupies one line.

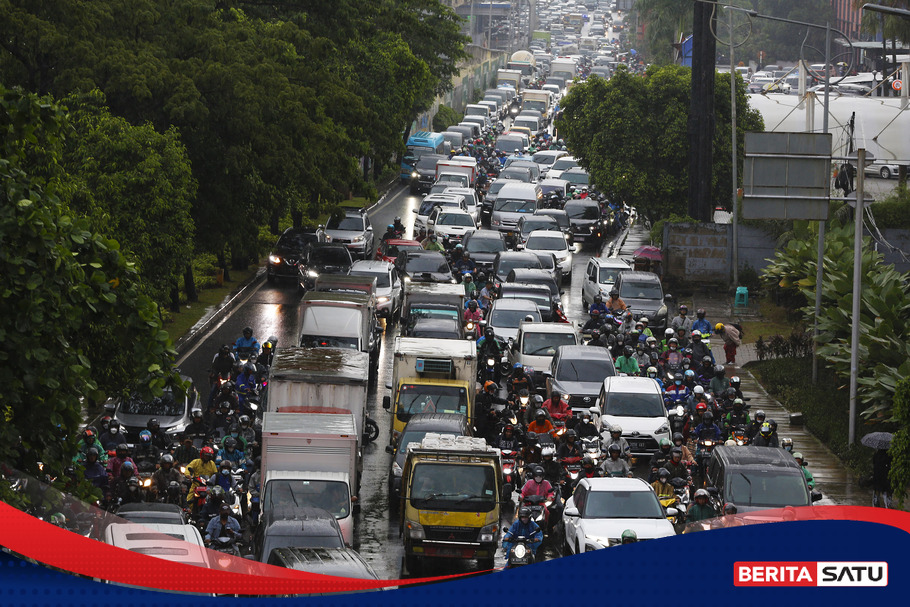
left=363, top=418, right=380, bottom=444
left=405, top=554, right=421, bottom=577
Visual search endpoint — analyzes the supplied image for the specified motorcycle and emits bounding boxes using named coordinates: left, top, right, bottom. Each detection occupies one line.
left=560, top=455, right=582, bottom=498
left=665, top=477, right=691, bottom=528
left=695, top=438, right=718, bottom=484
left=521, top=493, right=556, bottom=535
left=505, top=536, right=536, bottom=568
left=580, top=437, right=603, bottom=466
left=234, top=346, right=258, bottom=366
left=728, top=426, right=749, bottom=446
left=667, top=405, right=690, bottom=438
left=209, top=535, right=242, bottom=570
left=464, top=319, right=481, bottom=340
left=501, top=449, right=521, bottom=505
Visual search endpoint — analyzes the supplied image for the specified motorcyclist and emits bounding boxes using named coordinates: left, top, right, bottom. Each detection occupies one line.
left=146, top=418, right=170, bottom=451
left=209, top=344, right=236, bottom=402
left=661, top=328, right=676, bottom=350
left=132, top=430, right=159, bottom=473
left=421, top=232, right=444, bottom=251
left=205, top=504, right=241, bottom=543
left=606, top=425, right=631, bottom=460
left=73, top=428, right=107, bottom=465
left=464, top=299, right=484, bottom=326
left=105, top=443, right=136, bottom=482
left=691, top=308, right=712, bottom=336
left=453, top=251, right=476, bottom=274
left=185, top=446, right=218, bottom=504
left=646, top=366, right=665, bottom=391
left=477, top=326, right=504, bottom=363
left=694, top=411, right=723, bottom=451
left=605, top=289, right=626, bottom=314
left=462, top=274, right=477, bottom=297
left=672, top=433, right=695, bottom=463
left=670, top=304, right=693, bottom=333
left=689, top=331, right=713, bottom=364
left=520, top=465, right=556, bottom=501
left=233, top=326, right=260, bottom=358
left=602, top=443, right=633, bottom=477
left=542, top=390, right=572, bottom=424
left=615, top=345, right=640, bottom=375
left=575, top=410, right=599, bottom=439
left=479, top=279, right=497, bottom=309
left=648, top=438, right=673, bottom=480
left=556, top=430, right=583, bottom=460
left=579, top=455, right=604, bottom=479
left=393, top=216, right=405, bottom=235
left=99, top=420, right=124, bottom=452
left=497, top=424, right=523, bottom=453
left=509, top=365, right=534, bottom=397
left=665, top=372, right=691, bottom=406
left=184, top=410, right=210, bottom=444
left=211, top=382, right=240, bottom=417
left=503, top=506, right=543, bottom=558
left=729, top=375, right=745, bottom=400
left=651, top=468, right=675, bottom=501
left=780, top=437, right=794, bottom=453
left=618, top=310, right=635, bottom=334
left=752, top=422, right=780, bottom=447
left=82, top=448, right=109, bottom=489
left=621, top=529, right=638, bottom=545
left=581, top=308, right=605, bottom=333
left=174, top=437, right=199, bottom=467
left=709, top=365, right=731, bottom=397
left=210, top=459, right=238, bottom=495
left=527, top=409, right=555, bottom=440
left=793, top=452, right=815, bottom=489
left=639, top=316, right=654, bottom=339
left=216, top=436, right=245, bottom=466
left=150, top=454, right=183, bottom=499
left=746, top=409, right=766, bottom=440
left=588, top=294, right=608, bottom=316
left=687, top=488, right=716, bottom=522
left=382, top=224, right=398, bottom=242
left=108, top=461, right=139, bottom=504
left=633, top=341, right=651, bottom=369
left=237, top=415, right=259, bottom=455
left=663, top=447, right=690, bottom=481
left=235, top=364, right=259, bottom=410
left=724, top=399, right=751, bottom=435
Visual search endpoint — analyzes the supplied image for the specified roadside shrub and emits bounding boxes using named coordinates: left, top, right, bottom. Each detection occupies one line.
left=432, top=105, right=461, bottom=132
left=867, top=185, right=910, bottom=228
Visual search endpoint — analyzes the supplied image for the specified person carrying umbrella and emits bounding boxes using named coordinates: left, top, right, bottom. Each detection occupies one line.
left=860, top=431, right=894, bottom=508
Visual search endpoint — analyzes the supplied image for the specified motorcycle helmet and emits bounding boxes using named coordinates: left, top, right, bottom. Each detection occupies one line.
left=668, top=338, right=678, bottom=349
left=533, top=465, right=545, bottom=479
left=139, top=430, right=152, bottom=443
left=239, top=415, right=251, bottom=428
left=672, top=432, right=685, bottom=445
left=759, top=422, right=772, bottom=437
left=518, top=506, right=532, bottom=521
left=768, top=419, right=778, bottom=432
left=100, top=415, right=112, bottom=432
left=609, top=289, right=619, bottom=299
left=694, top=488, right=709, bottom=500
left=703, top=411, right=714, bottom=424
left=223, top=437, right=237, bottom=451
left=673, top=373, right=683, bottom=385
left=730, top=376, right=741, bottom=387
left=120, top=461, right=135, bottom=474
left=640, top=317, right=649, bottom=326
left=754, top=410, right=766, bottom=422
left=610, top=425, right=622, bottom=435
left=108, top=420, right=121, bottom=434
left=582, top=456, right=595, bottom=469
left=696, top=308, right=706, bottom=318
left=701, top=355, right=712, bottom=366
left=664, top=328, right=674, bottom=339
left=732, top=398, right=744, bottom=410
left=691, top=331, right=702, bottom=339
left=659, top=438, right=671, bottom=452
left=192, top=410, right=204, bottom=421
left=621, top=529, right=638, bottom=544
left=159, top=454, right=174, bottom=468
left=86, top=447, right=99, bottom=461
left=646, top=366, right=658, bottom=378
left=670, top=447, right=682, bottom=459
left=147, top=418, right=160, bottom=432
left=590, top=308, right=601, bottom=317
left=695, top=402, right=707, bottom=413
left=714, top=365, right=726, bottom=378
left=693, top=385, right=705, bottom=395
left=468, top=300, right=478, bottom=310
left=210, top=485, right=225, bottom=500
left=658, top=467, right=670, bottom=482
left=723, top=503, right=738, bottom=515
left=535, top=409, right=546, bottom=421
left=714, top=323, right=725, bottom=332
left=593, top=294, right=603, bottom=304
left=200, top=446, right=215, bottom=459
left=607, top=443, right=621, bottom=455
left=565, top=429, right=577, bottom=441
left=219, top=460, right=233, bottom=473
left=623, top=345, right=633, bottom=357
left=780, top=437, right=793, bottom=452
left=116, top=443, right=130, bottom=458
left=243, top=326, right=253, bottom=338
left=684, top=369, right=695, bottom=381
left=127, top=477, right=140, bottom=490
left=483, top=380, right=497, bottom=394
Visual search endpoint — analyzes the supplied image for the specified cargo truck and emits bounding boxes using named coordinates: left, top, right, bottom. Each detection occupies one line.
left=400, top=282, right=466, bottom=335
left=496, top=69, right=523, bottom=92
left=298, top=291, right=382, bottom=365
left=549, top=58, right=578, bottom=84
left=435, top=158, right=477, bottom=188
left=266, top=347, right=378, bottom=444
left=507, top=50, right=537, bottom=78
left=260, top=411, right=360, bottom=545
left=521, top=90, right=553, bottom=122
left=383, top=337, right=477, bottom=445
left=399, top=434, right=502, bottom=575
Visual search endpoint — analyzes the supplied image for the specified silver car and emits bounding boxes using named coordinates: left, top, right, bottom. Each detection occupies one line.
left=349, top=260, right=402, bottom=319
left=487, top=298, right=541, bottom=342
left=581, top=257, right=631, bottom=310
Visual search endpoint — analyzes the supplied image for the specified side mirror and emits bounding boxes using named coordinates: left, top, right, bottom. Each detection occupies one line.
left=366, top=225, right=373, bottom=231
left=666, top=507, right=678, bottom=517
left=564, top=506, right=580, bottom=517
left=411, top=209, right=417, bottom=213
left=385, top=445, right=395, bottom=454
left=382, top=395, right=391, bottom=410
left=664, top=294, right=674, bottom=302
left=706, top=486, right=719, bottom=497
left=811, top=491, right=823, bottom=502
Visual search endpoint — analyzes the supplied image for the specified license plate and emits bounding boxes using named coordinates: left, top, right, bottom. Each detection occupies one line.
left=631, top=441, right=647, bottom=449
left=431, top=547, right=464, bottom=557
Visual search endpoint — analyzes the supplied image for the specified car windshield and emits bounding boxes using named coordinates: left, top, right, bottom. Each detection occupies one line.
left=437, top=213, right=474, bottom=227
left=598, top=267, right=623, bottom=284
left=564, top=203, right=599, bottom=220
left=397, top=384, right=469, bottom=418
left=557, top=358, right=614, bottom=381
left=490, top=306, right=541, bottom=328
left=524, top=100, right=548, bottom=112
left=299, top=335, right=359, bottom=350
left=311, top=248, right=351, bottom=265
left=619, top=281, right=663, bottom=300
left=501, top=169, right=531, bottom=182
left=350, top=270, right=391, bottom=288
left=526, top=235, right=566, bottom=251
left=539, top=183, right=567, bottom=197
left=514, top=120, right=537, bottom=131
left=263, top=479, right=351, bottom=520
left=119, top=391, right=185, bottom=417
left=521, top=219, right=559, bottom=235
left=409, top=463, right=497, bottom=512
left=466, top=237, right=505, bottom=254
left=326, top=216, right=363, bottom=231
left=397, top=432, right=460, bottom=455
left=406, top=256, right=449, bottom=273
left=603, top=392, right=665, bottom=417
left=537, top=212, right=569, bottom=229
left=496, top=138, right=524, bottom=153
left=418, top=199, right=453, bottom=215
left=498, top=256, right=542, bottom=276
left=551, top=158, right=578, bottom=171
left=382, top=244, right=421, bottom=258
left=727, top=471, right=810, bottom=508
left=583, top=489, right=665, bottom=519
left=495, top=199, right=537, bottom=213
left=412, top=326, right=461, bottom=339
left=535, top=254, right=556, bottom=271
left=416, top=156, right=443, bottom=170
left=521, top=332, right=577, bottom=356
left=532, top=153, right=558, bottom=166
left=279, top=232, right=319, bottom=249
left=407, top=306, right=460, bottom=321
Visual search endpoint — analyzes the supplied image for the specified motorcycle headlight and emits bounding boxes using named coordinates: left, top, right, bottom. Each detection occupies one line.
left=268, top=254, right=281, bottom=264
left=306, top=269, right=319, bottom=279
left=674, top=406, right=685, bottom=417
left=479, top=523, right=498, bottom=543
left=703, top=440, right=714, bottom=447
left=142, top=478, right=152, bottom=488
left=520, top=396, right=529, bottom=406
left=513, top=543, right=528, bottom=559
left=392, top=461, right=402, bottom=476
left=487, top=358, right=496, bottom=367
left=407, top=521, right=425, bottom=540
left=569, top=471, right=579, bottom=480
left=466, top=322, right=475, bottom=330
left=503, top=465, right=513, bottom=475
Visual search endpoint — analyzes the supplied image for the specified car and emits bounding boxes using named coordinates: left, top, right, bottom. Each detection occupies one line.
left=414, top=193, right=467, bottom=232
left=546, top=345, right=616, bottom=419
left=509, top=321, right=579, bottom=384
left=267, top=547, right=380, bottom=581
left=522, top=229, right=573, bottom=280
left=408, top=317, right=463, bottom=340
left=864, top=161, right=902, bottom=180
left=481, top=179, right=510, bottom=223
left=491, top=183, right=543, bottom=233
left=561, top=167, right=591, bottom=189
left=394, top=250, right=454, bottom=284
left=499, top=165, right=535, bottom=183
left=108, top=503, right=188, bottom=528
left=613, top=270, right=671, bottom=331
left=492, top=250, right=544, bottom=283
left=562, top=477, right=676, bottom=553
left=103, top=523, right=210, bottom=569
left=494, top=135, right=527, bottom=155
left=564, top=198, right=606, bottom=249
left=535, top=208, right=574, bottom=243
left=375, top=239, right=422, bottom=264
left=104, top=374, right=199, bottom=445
left=253, top=506, right=347, bottom=561
left=442, top=187, right=480, bottom=222
left=267, top=226, right=327, bottom=283
left=503, top=158, right=541, bottom=182
left=747, top=77, right=791, bottom=94
left=349, top=260, right=401, bottom=320
left=532, top=251, right=562, bottom=284
left=581, top=257, right=632, bottom=310
left=499, top=282, right=562, bottom=323
left=297, top=243, right=354, bottom=292
left=427, top=207, right=476, bottom=249
left=486, top=298, right=541, bottom=343
left=462, top=230, right=507, bottom=274
left=547, top=156, right=579, bottom=180
left=538, top=178, right=571, bottom=206
left=516, top=215, right=563, bottom=246
left=409, top=154, right=447, bottom=194
left=324, top=209, right=374, bottom=260
left=385, top=413, right=470, bottom=507
left=598, top=376, right=670, bottom=457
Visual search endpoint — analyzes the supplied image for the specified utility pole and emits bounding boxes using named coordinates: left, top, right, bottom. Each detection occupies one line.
left=688, top=1, right=717, bottom=222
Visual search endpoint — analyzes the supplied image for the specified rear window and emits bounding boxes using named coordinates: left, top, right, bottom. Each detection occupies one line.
left=619, top=280, right=663, bottom=300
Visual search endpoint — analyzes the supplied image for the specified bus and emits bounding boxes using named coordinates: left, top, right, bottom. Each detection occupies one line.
left=401, top=131, right=447, bottom=181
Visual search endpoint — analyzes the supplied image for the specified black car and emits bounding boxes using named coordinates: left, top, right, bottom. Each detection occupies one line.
left=394, top=250, right=454, bottom=284
left=267, top=547, right=380, bottom=581
left=297, top=243, right=354, bottom=292
left=267, top=226, right=327, bottom=282
left=254, top=506, right=346, bottom=562
left=462, top=230, right=507, bottom=274
left=492, top=251, right=543, bottom=283
left=409, top=154, right=447, bottom=195
left=498, top=282, right=558, bottom=322
left=564, top=199, right=606, bottom=249
left=408, top=317, right=464, bottom=340
left=506, top=268, right=563, bottom=311
left=534, top=208, right=574, bottom=244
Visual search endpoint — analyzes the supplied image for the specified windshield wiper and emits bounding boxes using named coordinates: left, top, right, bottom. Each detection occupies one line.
left=568, top=361, right=580, bottom=381
left=529, top=346, right=554, bottom=355
left=739, top=473, right=753, bottom=506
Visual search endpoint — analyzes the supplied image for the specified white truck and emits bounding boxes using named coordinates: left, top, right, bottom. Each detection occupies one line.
left=382, top=337, right=477, bottom=446
left=508, top=50, right=537, bottom=78
left=260, top=411, right=360, bottom=545
left=436, top=158, right=478, bottom=188
left=266, top=347, right=378, bottom=444
left=497, top=69, right=523, bottom=92
left=298, top=291, right=382, bottom=365
left=549, top=58, right=578, bottom=85
left=521, top=90, right=553, bottom=123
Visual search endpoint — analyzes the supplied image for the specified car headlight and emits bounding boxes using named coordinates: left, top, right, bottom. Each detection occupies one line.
left=352, top=235, right=364, bottom=243
left=478, top=523, right=498, bottom=543
left=492, top=219, right=501, bottom=226
left=307, top=270, right=319, bottom=279
left=407, top=521, right=424, bottom=540
left=404, top=276, right=412, bottom=283
left=512, top=543, right=528, bottom=559
left=656, top=423, right=670, bottom=435
left=377, top=296, right=390, bottom=303
left=392, top=461, right=402, bottom=476
left=584, top=535, right=610, bottom=549
left=268, top=254, right=281, bottom=264
left=562, top=393, right=571, bottom=402
left=412, top=172, right=419, bottom=178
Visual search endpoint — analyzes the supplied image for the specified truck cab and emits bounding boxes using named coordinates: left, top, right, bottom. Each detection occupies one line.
left=400, top=434, right=501, bottom=575
left=298, top=291, right=382, bottom=365
left=382, top=337, right=477, bottom=446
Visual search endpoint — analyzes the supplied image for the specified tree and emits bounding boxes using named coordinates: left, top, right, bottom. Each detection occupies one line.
left=633, top=0, right=693, bottom=64
left=555, top=65, right=763, bottom=225
left=0, top=86, right=180, bottom=486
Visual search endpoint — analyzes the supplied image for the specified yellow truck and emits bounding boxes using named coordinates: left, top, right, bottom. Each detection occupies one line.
left=382, top=337, right=477, bottom=446
left=400, top=434, right=502, bottom=574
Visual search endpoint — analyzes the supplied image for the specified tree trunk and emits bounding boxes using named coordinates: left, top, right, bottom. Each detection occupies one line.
left=169, top=283, right=180, bottom=313
left=291, top=209, right=303, bottom=228
left=687, top=2, right=717, bottom=223
left=218, top=248, right=231, bottom=283
left=899, top=165, right=907, bottom=188
left=183, top=265, right=198, bottom=303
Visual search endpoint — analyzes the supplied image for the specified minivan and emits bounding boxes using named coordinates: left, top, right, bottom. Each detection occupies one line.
left=706, top=446, right=822, bottom=513
left=103, top=523, right=210, bottom=569
left=457, top=121, right=482, bottom=139
left=465, top=103, right=493, bottom=120
left=442, top=130, right=464, bottom=150
left=513, top=115, right=542, bottom=135
left=491, top=182, right=543, bottom=232
left=599, top=376, right=670, bottom=456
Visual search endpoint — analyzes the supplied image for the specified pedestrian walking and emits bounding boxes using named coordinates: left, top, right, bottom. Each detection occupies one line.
left=872, top=448, right=894, bottom=509
left=715, top=323, right=742, bottom=365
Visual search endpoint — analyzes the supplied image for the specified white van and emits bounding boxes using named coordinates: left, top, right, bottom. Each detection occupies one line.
left=442, top=131, right=464, bottom=150
left=103, top=523, right=210, bottom=569
left=491, top=182, right=543, bottom=232
left=513, top=115, right=542, bottom=135
left=465, top=103, right=493, bottom=120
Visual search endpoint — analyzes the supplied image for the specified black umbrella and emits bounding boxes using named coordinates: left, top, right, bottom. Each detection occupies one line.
left=860, top=432, right=893, bottom=450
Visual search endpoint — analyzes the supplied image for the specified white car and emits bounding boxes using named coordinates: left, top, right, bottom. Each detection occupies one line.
left=427, top=207, right=476, bottom=249
left=349, top=260, right=401, bottom=320
left=509, top=320, right=579, bottom=377
left=522, top=229, right=573, bottom=280
left=581, top=257, right=631, bottom=310
left=443, top=187, right=480, bottom=223
left=562, top=477, right=676, bottom=553
left=547, top=156, right=579, bottom=180
left=599, top=376, right=670, bottom=457
left=413, top=193, right=466, bottom=231
left=531, top=150, right=569, bottom=177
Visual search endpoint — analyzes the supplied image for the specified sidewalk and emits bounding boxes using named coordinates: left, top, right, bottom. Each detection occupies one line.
left=616, top=222, right=873, bottom=507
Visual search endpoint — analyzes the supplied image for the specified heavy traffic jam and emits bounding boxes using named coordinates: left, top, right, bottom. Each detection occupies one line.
left=25, top=1, right=824, bottom=580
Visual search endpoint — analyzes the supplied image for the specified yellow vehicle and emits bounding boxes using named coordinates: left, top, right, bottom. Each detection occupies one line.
left=382, top=337, right=477, bottom=445
left=400, top=434, right=501, bottom=575
left=507, top=125, right=533, bottom=140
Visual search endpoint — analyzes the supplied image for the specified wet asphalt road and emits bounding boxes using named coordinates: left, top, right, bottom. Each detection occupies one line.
left=175, top=180, right=630, bottom=578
